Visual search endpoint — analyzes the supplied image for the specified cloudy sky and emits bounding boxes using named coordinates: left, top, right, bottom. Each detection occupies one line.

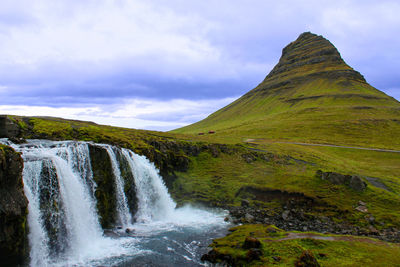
left=0, top=0, right=399, bottom=131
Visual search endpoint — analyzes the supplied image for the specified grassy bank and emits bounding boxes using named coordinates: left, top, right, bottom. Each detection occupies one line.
left=204, top=224, right=400, bottom=266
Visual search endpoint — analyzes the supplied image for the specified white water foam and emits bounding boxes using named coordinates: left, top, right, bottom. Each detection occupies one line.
left=15, top=141, right=132, bottom=266
left=121, top=148, right=176, bottom=222
left=101, top=144, right=133, bottom=227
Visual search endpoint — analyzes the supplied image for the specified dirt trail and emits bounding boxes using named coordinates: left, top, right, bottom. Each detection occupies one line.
left=267, top=233, right=399, bottom=246
left=244, top=139, right=400, bottom=153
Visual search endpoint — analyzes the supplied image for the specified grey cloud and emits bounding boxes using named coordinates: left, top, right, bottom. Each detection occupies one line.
left=0, top=0, right=399, bottom=112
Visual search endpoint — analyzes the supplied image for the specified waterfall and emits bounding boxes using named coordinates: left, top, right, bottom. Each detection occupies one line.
left=0, top=139, right=228, bottom=267
left=5, top=140, right=180, bottom=265
left=16, top=141, right=114, bottom=266
left=100, top=144, right=132, bottom=227
left=121, top=148, right=176, bottom=222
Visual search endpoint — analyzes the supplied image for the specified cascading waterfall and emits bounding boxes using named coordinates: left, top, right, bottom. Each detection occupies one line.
left=16, top=141, right=121, bottom=266
left=2, top=139, right=228, bottom=267
left=100, top=145, right=132, bottom=227
left=121, top=148, right=176, bottom=222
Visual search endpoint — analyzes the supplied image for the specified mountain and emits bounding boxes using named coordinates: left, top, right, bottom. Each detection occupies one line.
left=174, top=32, right=400, bottom=149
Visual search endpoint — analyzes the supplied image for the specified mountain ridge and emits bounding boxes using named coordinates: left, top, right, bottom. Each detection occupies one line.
left=173, top=32, right=400, bottom=149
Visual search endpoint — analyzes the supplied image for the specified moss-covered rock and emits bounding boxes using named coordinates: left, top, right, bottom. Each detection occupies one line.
left=116, top=149, right=138, bottom=219
left=38, top=161, right=67, bottom=255
left=0, top=144, right=28, bottom=265
left=0, top=115, right=21, bottom=138
left=88, top=144, right=117, bottom=229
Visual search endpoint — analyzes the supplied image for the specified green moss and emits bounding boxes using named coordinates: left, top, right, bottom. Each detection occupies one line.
left=89, top=145, right=118, bottom=228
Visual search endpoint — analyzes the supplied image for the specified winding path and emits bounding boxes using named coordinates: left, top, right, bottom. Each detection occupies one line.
left=267, top=233, right=398, bottom=246
left=244, top=139, right=400, bottom=153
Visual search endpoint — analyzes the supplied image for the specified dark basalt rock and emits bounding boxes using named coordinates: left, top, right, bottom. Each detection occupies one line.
left=116, top=149, right=138, bottom=221
left=0, top=145, right=28, bottom=265
left=200, top=249, right=233, bottom=265
left=0, top=115, right=21, bottom=138
left=88, top=144, right=118, bottom=229
left=316, top=170, right=367, bottom=192
left=242, top=236, right=261, bottom=249
left=38, top=161, right=68, bottom=255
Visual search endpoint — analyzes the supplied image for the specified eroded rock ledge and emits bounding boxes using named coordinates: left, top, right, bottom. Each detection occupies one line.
left=0, top=144, right=28, bottom=265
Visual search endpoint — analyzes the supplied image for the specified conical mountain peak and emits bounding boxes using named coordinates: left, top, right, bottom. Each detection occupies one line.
left=175, top=32, right=400, bottom=149
left=280, top=32, right=342, bottom=65
left=259, top=32, right=365, bottom=92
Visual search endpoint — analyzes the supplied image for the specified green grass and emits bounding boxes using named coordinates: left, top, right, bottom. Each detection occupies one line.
left=5, top=115, right=400, bottom=228
left=171, top=142, right=400, bottom=227
left=25, top=116, right=179, bottom=152
left=208, top=224, right=400, bottom=266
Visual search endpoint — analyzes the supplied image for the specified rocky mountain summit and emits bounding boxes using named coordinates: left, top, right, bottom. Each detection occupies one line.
left=253, top=32, right=366, bottom=95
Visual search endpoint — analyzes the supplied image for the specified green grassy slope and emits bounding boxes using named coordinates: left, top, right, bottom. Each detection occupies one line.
left=5, top=115, right=399, bottom=229
left=205, top=224, right=400, bottom=266
left=173, top=32, right=400, bottom=149
left=172, top=142, right=400, bottom=228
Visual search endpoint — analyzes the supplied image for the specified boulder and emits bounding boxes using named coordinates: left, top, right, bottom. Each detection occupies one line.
left=282, top=210, right=290, bottom=221
left=294, top=250, right=320, bottom=267
left=243, top=236, right=261, bottom=249
left=246, top=248, right=263, bottom=261
left=316, top=170, right=367, bottom=191
left=349, top=176, right=367, bottom=191
left=244, top=213, right=255, bottom=223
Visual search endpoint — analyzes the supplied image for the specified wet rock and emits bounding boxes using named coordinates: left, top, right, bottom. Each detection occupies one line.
left=282, top=210, right=290, bottom=221
left=104, top=229, right=120, bottom=238
left=201, top=249, right=232, bottom=265
left=294, top=250, right=320, bottom=267
left=200, top=249, right=218, bottom=263
left=8, top=137, right=26, bottom=144
left=244, top=213, right=255, bottom=223
left=0, top=145, right=28, bottom=264
left=243, top=236, right=261, bottom=249
left=88, top=144, right=118, bottom=228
